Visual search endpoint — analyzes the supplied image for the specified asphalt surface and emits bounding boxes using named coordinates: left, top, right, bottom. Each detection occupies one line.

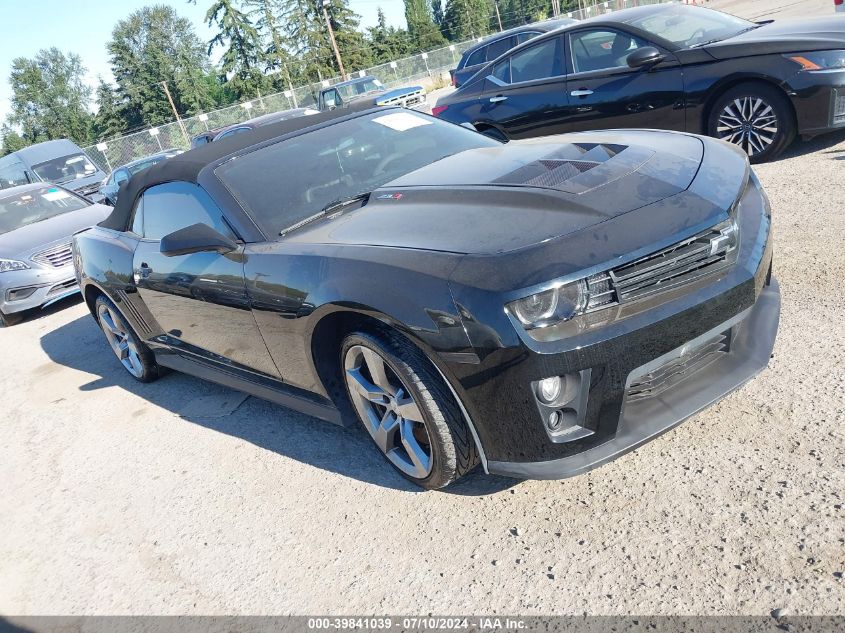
left=2, top=0, right=844, bottom=617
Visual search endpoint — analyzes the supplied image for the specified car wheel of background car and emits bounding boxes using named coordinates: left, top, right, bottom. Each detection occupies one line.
left=708, top=83, right=795, bottom=164
left=341, top=330, right=479, bottom=489
left=476, top=126, right=508, bottom=142
left=94, top=295, right=160, bottom=383
left=0, top=309, right=25, bottom=327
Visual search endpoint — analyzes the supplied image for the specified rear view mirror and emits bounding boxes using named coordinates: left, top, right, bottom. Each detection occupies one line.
left=627, top=47, right=666, bottom=69
left=160, top=223, right=237, bottom=257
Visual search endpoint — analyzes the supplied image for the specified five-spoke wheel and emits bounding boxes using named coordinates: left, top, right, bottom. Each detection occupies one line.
left=341, top=330, right=478, bottom=489
left=94, top=295, right=160, bottom=383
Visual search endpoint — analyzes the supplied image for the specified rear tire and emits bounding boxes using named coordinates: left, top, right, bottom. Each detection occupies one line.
left=707, top=83, right=795, bottom=163
left=0, top=310, right=25, bottom=327
left=95, top=295, right=160, bottom=383
left=341, top=329, right=478, bottom=490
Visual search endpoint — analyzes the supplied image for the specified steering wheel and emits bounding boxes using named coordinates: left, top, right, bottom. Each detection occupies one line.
left=374, top=152, right=404, bottom=176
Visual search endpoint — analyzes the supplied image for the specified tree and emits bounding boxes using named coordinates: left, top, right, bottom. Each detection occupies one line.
left=7, top=48, right=93, bottom=146
left=404, top=0, right=447, bottom=49
left=92, top=79, right=128, bottom=141
left=368, top=8, right=413, bottom=63
left=241, top=0, right=299, bottom=92
left=431, top=0, right=444, bottom=27
left=206, top=0, right=270, bottom=99
left=1, top=125, right=27, bottom=156
left=442, top=0, right=493, bottom=40
left=108, top=5, right=215, bottom=129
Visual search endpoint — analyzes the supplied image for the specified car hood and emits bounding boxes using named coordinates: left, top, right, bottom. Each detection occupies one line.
left=284, top=130, right=704, bottom=255
left=704, top=17, right=845, bottom=58
left=0, top=203, right=111, bottom=260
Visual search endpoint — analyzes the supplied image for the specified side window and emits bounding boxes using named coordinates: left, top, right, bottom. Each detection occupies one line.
left=139, top=182, right=235, bottom=241
left=130, top=197, right=144, bottom=236
left=570, top=29, right=648, bottom=74
left=485, top=36, right=515, bottom=62
left=492, top=58, right=511, bottom=84
left=323, top=89, right=340, bottom=108
left=517, top=31, right=541, bottom=44
left=216, top=127, right=250, bottom=141
left=510, top=37, right=563, bottom=84
left=0, top=158, right=30, bottom=189
left=465, top=46, right=487, bottom=68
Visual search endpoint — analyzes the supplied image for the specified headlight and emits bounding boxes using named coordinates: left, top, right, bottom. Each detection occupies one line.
left=786, top=50, right=845, bottom=71
left=0, top=259, right=29, bottom=273
left=509, top=279, right=588, bottom=329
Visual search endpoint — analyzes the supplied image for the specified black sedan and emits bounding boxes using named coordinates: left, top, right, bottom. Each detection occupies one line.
left=73, top=107, right=779, bottom=489
left=451, top=17, right=578, bottom=88
left=433, top=3, right=845, bottom=162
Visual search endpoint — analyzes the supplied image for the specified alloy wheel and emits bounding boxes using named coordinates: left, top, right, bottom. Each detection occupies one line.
left=716, top=96, right=779, bottom=157
left=343, top=344, right=434, bottom=479
left=97, top=303, right=144, bottom=378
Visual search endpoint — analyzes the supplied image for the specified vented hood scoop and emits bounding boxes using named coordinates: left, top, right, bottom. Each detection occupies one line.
left=492, top=142, right=654, bottom=194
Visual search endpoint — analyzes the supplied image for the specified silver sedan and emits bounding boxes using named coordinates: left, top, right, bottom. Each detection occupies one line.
left=0, top=184, right=111, bottom=326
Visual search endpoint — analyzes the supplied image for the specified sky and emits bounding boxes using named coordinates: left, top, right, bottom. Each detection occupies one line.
left=0, top=0, right=407, bottom=122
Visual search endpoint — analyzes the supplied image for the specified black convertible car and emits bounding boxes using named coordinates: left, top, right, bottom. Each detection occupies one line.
left=433, top=3, right=845, bottom=162
left=73, top=107, right=779, bottom=489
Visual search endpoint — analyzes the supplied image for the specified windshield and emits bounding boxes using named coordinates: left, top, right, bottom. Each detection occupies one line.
left=127, top=153, right=178, bottom=175
left=627, top=7, right=754, bottom=48
left=336, top=78, right=384, bottom=100
left=32, top=153, right=99, bottom=185
left=215, top=110, right=500, bottom=236
left=0, top=186, right=89, bottom=235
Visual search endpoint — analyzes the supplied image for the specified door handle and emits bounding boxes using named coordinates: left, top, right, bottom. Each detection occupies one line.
left=570, top=89, right=594, bottom=97
left=489, top=95, right=507, bottom=103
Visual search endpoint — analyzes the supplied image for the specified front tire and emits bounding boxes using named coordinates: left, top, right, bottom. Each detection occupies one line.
left=341, top=330, right=478, bottom=490
left=707, top=83, right=795, bottom=163
left=95, top=295, right=160, bottom=383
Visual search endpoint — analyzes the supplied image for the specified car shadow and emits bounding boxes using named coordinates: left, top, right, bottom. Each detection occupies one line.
left=39, top=312, right=518, bottom=496
left=779, top=128, right=845, bottom=161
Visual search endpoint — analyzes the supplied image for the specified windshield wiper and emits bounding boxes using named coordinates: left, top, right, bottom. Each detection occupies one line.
left=279, top=191, right=371, bottom=236
left=689, top=25, right=760, bottom=48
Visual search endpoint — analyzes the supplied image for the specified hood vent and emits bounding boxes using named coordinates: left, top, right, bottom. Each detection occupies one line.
left=493, top=143, right=635, bottom=191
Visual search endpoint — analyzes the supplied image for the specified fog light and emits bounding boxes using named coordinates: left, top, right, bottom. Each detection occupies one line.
left=537, top=376, right=562, bottom=403
left=7, top=286, right=37, bottom=301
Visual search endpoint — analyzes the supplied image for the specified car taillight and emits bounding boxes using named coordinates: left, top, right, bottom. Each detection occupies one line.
left=451, top=74, right=456, bottom=86
left=431, top=105, right=448, bottom=117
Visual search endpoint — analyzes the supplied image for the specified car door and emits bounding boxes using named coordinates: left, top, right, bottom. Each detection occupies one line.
left=477, top=35, right=570, bottom=138
left=563, top=27, right=686, bottom=132
left=130, top=181, right=281, bottom=378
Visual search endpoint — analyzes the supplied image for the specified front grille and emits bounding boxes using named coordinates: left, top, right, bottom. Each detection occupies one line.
left=46, top=278, right=78, bottom=298
left=379, top=92, right=423, bottom=107
left=608, top=225, right=733, bottom=304
left=626, top=331, right=731, bottom=403
left=32, top=242, right=73, bottom=268
left=834, top=90, right=845, bottom=124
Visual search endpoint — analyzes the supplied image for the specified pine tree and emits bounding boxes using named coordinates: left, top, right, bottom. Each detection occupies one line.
left=442, top=0, right=493, bottom=41
left=368, top=8, right=413, bottom=63
left=206, top=0, right=270, bottom=99
left=405, top=0, right=447, bottom=50
left=1, top=125, right=27, bottom=155
left=92, top=79, right=128, bottom=140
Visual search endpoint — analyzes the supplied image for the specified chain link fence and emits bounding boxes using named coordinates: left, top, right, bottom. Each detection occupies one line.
left=82, top=0, right=668, bottom=172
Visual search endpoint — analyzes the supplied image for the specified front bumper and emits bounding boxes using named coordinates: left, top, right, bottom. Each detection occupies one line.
left=787, top=68, right=845, bottom=137
left=0, top=266, right=80, bottom=315
left=488, top=279, right=779, bottom=478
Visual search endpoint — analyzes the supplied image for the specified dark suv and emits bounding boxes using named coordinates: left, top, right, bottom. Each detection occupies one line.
left=451, top=18, right=577, bottom=88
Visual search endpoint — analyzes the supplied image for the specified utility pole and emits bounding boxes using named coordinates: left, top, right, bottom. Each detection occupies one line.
left=322, top=0, right=347, bottom=81
left=552, top=0, right=561, bottom=17
left=495, top=2, right=503, bottom=31
left=161, top=81, right=189, bottom=147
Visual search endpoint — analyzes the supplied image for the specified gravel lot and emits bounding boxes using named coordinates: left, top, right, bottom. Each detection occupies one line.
left=3, top=2, right=845, bottom=617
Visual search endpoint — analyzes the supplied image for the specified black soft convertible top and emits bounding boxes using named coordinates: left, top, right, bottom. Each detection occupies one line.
left=99, top=107, right=363, bottom=231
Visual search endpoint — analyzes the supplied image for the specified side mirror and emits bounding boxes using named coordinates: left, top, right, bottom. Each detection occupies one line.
left=627, top=47, right=666, bottom=69
left=460, top=121, right=478, bottom=132
left=160, top=223, right=237, bottom=257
